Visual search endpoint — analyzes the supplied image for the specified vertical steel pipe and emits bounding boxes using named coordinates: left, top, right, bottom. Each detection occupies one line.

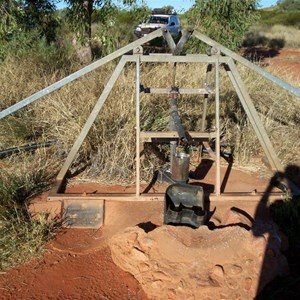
left=136, top=56, right=141, bottom=197
left=215, top=56, right=221, bottom=196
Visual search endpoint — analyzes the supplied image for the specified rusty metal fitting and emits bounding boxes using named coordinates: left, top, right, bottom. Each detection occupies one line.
left=169, top=86, right=179, bottom=99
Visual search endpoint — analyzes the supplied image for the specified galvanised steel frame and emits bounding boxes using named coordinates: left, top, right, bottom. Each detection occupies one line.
left=2, top=28, right=299, bottom=207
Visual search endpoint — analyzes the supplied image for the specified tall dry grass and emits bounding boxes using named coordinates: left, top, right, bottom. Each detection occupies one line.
left=0, top=49, right=79, bottom=270
left=1, top=54, right=299, bottom=186
left=0, top=150, right=61, bottom=270
left=224, top=63, right=300, bottom=167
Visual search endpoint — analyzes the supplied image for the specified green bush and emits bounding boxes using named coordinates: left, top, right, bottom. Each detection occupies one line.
left=186, top=0, right=260, bottom=51
left=259, top=9, right=300, bottom=27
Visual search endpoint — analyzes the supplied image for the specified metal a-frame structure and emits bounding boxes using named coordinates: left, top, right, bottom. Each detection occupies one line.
left=1, top=28, right=299, bottom=227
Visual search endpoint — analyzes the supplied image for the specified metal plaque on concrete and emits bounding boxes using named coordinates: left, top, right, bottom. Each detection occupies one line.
left=63, top=200, right=104, bottom=229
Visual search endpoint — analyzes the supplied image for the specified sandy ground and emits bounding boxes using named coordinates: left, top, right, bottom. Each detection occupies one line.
left=0, top=232, right=148, bottom=300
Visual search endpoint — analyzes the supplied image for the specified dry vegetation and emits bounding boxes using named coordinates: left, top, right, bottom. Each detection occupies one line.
left=1, top=50, right=300, bottom=184
left=0, top=150, right=60, bottom=270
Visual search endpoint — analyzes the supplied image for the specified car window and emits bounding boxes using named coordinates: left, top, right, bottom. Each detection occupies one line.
left=148, top=16, right=169, bottom=24
left=143, top=17, right=150, bottom=23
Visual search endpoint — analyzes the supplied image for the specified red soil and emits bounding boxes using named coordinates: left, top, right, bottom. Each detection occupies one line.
left=243, top=47, right=300, bottom=79
left=0, top=232, right=148, bottom=300
left=266, top=48, right=300, bottom=78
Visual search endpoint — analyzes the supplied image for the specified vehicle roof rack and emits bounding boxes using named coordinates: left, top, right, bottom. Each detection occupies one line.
left=152, top=8, right=177, bottom=15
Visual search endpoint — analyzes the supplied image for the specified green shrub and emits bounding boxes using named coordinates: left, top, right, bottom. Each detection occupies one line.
left=186, top=0, right=260, bottom=52
left=244, top=24, right=300, bottom=48
left=259, top=9, right=300, bottom=27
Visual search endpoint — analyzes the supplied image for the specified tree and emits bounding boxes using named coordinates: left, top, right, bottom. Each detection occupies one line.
left=22, top=0, right=59, bottom=42
left=161, top=5, right=174, bottom=14
left=187, top=0, right=260, bottom=51
left=0, top=0, right=23, bottom=40
left=66, top=0, right=135, bottom=45
left=0, top=0, right=59, bottom=43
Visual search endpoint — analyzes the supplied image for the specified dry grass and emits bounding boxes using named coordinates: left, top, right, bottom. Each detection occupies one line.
left=0, top=150, right=61, bottom=270
left=224, top=63, right=300, bottom=166
left=1, top=50, right=300, bottom=186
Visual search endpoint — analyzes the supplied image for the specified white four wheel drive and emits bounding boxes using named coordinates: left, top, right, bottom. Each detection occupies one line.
left=134, top=8, right=182, bottom=41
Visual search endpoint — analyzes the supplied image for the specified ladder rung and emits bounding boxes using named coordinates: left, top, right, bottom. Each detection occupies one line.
left=140, top=131, right=216, bottom=142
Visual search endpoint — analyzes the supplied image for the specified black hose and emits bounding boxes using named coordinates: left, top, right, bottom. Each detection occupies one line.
left=0, top=141, right=58, bottom=159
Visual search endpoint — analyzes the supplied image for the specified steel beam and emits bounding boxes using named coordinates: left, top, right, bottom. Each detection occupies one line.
left=215, top=56, right=221, bottom=196
left=193, top=30, right=300, bottom=98
left=48, top=193, right=164, bottom=202
left=0, top=29, right=164, bottom=119
left=201, top=97, right=208, bottom=131
left=140, top=131, right=216, bottom=143
left=56, top=57, right=128, bottom=181
left=201, top=63, right=213, bottom=131
left=139, top=55, right=230, bottom=64
left=135, top=56, right=141, bottom=197
left=226, top=59, right=283, bottom=171
left=142, top=88, right=211, bottom=95
left=47, top=192, right=285, bottom=203
left=209, top=192, right=285, bottom=202
left=174, top=29, right=194, bottom=55
left=202, top=141, right=216, bottom=160
left=162, top=29, right=176, bottom=53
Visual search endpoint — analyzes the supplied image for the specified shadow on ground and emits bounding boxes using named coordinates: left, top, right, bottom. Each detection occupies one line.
left=256, top=164, right=300, bottom=299
left=242, top=32, right=285, bottom=64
